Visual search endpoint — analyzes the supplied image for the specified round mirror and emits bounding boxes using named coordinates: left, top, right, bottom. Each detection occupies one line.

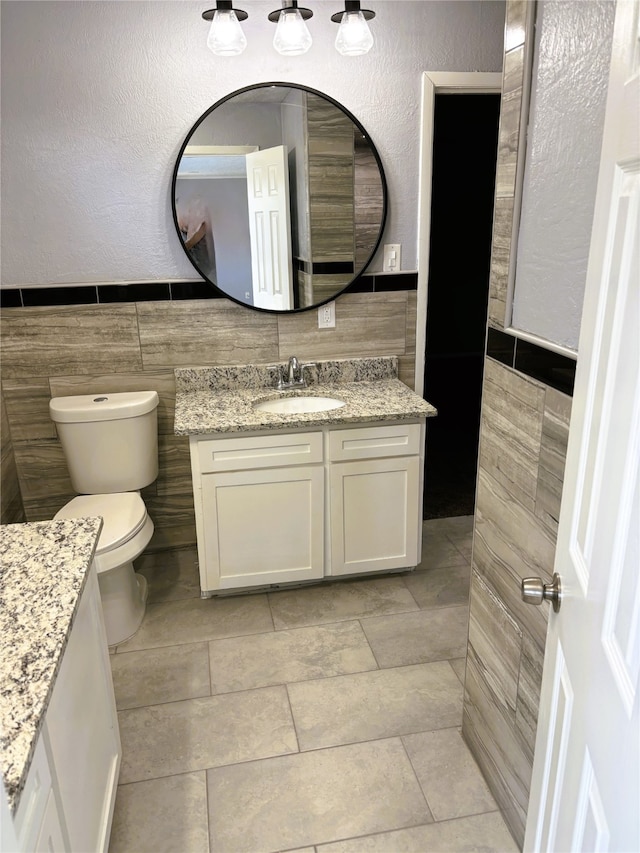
left=171, top=82, right=387, bottom=313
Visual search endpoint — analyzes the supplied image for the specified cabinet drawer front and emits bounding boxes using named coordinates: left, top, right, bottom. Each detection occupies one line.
left=329, top=423, right=421, bottom=461
left=196, top=432, right=323, bottom=473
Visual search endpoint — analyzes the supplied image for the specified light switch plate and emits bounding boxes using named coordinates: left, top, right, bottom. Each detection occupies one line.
left=318, top=301, right=336, bottom=329
left=383, top=243, right=401, bottom=272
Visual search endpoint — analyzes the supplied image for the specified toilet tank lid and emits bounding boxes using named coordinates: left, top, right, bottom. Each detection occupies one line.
left=49, top=391, right=159, bottom=423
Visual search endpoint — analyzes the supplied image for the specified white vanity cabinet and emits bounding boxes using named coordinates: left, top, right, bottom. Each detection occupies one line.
left=12, top=737, right=64, bottom=853
left=190, top=419, right=425, bottom=594
left=191, top=431, right=325, bottom=591
left=13, top=568, right=120, bottom=853
left=328, top=423, right=423, bottom=577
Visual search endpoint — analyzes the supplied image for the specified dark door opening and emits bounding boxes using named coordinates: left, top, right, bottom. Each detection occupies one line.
left=423, top=93, right=500, bottom=519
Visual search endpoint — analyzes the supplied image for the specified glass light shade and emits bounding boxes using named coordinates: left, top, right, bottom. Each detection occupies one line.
left=206, top=9, right=247, bottom=56
left=273, top=9, right=312, bottom=56
left=335, top=11, right=373, bottom=56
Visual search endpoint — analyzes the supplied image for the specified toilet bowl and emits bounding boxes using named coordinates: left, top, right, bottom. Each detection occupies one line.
left=54, top=492, right=153, bottom=645
left=49, top=391, right=159, bottom=647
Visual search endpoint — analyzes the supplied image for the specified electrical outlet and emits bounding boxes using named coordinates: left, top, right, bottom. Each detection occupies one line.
left=244, top=292, right=251, bottom=300
left=318, top=301, right=336, bottom=329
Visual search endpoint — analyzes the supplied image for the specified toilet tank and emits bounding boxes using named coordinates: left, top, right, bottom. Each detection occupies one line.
left=49, top=391, right=159, bottom=494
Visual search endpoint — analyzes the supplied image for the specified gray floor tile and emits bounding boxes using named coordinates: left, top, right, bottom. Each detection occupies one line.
left=447, top=530, right=474, bottom=562
left=403, top=728, right=498, bottom=821
left=418, top=532, right=470, bottom=571
left=115, top=593, right=274, bottom=652
left=403, top=563, right=471, bottom=610
left=209, top=621, right=378, bottom=694
left=288, top=662, right=463, bottom=750
left=110, top=642, right=210, bottom=710
left=450, top=657, right=467, bottom=685
left=360, top=606, right=469, bottom=668
left=109, top=772, right=209, bottom=853
left=454, top=541, right=474, bottom=562
left=101, top=523, right=512, bottom=853
left=207, top=739, right=433, bottom=853
left=118, top=686, right=298, bottom=783
left=317, top=810, right=518, bottom=853
left=135, top=546, right=200, bottom=603
left=268, top=576, right=419, bottom=630
left=424, top=515, right=474, bottom=537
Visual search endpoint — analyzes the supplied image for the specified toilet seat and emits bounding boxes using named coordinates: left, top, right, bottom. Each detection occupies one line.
left=53, top=499, right=154, bottom=645
left=54, top=493, right=148, bottom=560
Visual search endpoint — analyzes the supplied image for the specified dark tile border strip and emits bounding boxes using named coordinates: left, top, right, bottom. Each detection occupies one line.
left=0, top=289, right=23, bottom=308
left=0, top=272, right=418, bottom=309
left=21, top=286, right=99, bottom=307
left=487, top=327, right=576, bottom=396
left=374, top=272, right=418, bottom=292
left=294, top=259, right=355, bottom=275
left=0, top=281, right=225, bottom=308
left=98, top=283, right=170, bottom=303
left=343, top=275, right=374, bottom=294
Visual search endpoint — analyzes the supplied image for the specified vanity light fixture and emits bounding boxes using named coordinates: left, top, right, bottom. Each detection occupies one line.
left=268, top=1, right=313, bottom=56
left=202, top=1, right=248, bottom=56
left=331, top=0, right=375, bottom=56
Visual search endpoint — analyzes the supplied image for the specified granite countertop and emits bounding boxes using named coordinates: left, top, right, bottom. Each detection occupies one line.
left=0, top=517, right=103, bottom=814
left=174, top=356, right=437, bottom=435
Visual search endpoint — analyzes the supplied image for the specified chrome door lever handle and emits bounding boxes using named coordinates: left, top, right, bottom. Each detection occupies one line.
left=521, top=573, right=562, bottom=613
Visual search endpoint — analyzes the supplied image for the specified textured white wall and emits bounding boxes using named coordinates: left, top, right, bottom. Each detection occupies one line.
left=0, top=0, right=504, bottom=287
left=512, top=0, right=614, bottom=352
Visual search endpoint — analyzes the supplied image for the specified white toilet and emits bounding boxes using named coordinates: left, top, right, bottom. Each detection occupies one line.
left=49, top=391, right=159, bottom=646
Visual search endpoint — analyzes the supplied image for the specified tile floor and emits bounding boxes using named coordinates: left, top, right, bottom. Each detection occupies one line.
left=107, top=517, right=518, bottom=853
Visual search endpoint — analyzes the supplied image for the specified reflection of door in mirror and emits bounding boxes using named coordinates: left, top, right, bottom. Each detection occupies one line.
left=246, top=146, right=294, bottom=310
left=176, top=145, right=256, bottom=304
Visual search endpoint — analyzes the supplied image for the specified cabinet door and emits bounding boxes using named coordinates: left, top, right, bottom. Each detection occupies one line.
left=330, top=456, right=420, bottom=576
left=33, top=791, right=66, bottom=853
left=44, top=568, right=120, bottom=853
left=12, top=731, right=62, bottom=853
left=200, top=465, right=324, bottom=591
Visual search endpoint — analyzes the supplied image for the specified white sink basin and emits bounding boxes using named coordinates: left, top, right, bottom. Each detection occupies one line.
left=253, top=395, right=346, bottom=415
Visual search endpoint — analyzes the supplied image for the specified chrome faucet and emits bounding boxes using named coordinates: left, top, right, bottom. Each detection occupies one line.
left=278, top=355, right=306, bottom=390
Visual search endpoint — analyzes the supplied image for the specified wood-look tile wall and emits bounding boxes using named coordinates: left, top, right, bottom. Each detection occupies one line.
left=487, top=0, right=534, bottom=330
left=306, top=94, right=355, bottom=265
left=354, top=140, right=384, bottom=270
left=462, top=4, right=573, bottom=845
left=0, top=292, right=417, bottom=549
left=463, top=359, right=571, bottom=846
left=0, top=388, right=25, bottom=525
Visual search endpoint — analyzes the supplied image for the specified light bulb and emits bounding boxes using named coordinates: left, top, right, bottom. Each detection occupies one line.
left=273, top=9, right=312, bottom=56
left=206, top=9, right=247, bottom=56
left=335, top=10, right=373, bottom=56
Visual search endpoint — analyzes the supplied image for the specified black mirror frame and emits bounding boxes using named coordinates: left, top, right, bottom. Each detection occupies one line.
left=171, top=81, right=388, bottom=314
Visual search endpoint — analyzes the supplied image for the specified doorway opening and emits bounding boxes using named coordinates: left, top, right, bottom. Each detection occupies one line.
left=422, top=93, right=500, bottom=519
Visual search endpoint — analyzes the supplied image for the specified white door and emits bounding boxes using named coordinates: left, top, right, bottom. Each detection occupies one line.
left=246, top=145, right=294, bottom=310
left=524, top=2, right=639, bottom=851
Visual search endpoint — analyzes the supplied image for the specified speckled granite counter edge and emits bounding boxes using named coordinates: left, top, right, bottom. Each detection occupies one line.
left=175, top=378, right=437, bottom=436
left=0, top=517, right=103, bottom=813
